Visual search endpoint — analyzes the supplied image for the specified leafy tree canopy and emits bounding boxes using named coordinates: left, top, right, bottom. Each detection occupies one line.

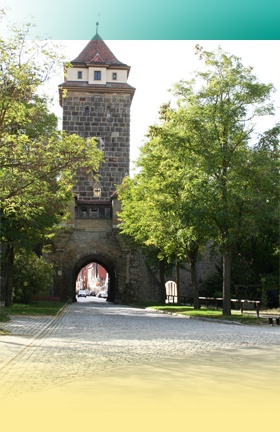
left=0, top=10, right=103, bottom=305
left=118, top=45, right=279, bottom=315
left=0, top=10, right=103, bottom=229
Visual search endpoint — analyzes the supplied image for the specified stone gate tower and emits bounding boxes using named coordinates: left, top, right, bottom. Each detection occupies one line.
left=60, top=33, right=135, bottom=202
left=51, top=33, right=161, bottom=303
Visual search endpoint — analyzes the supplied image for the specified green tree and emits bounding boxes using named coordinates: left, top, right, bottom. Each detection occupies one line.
left=118, top=176, right=170, bottom=302
left=0, top=12, right=103, bottom=306
left=118, top=126, right=212, bottom=308
left=13, top=249, right=55, bottom=304
left=230, top=124, right=279, bottom=292
left=156, top=46, right=277, bottom=314
left=119, top=45, right=278, bottom=315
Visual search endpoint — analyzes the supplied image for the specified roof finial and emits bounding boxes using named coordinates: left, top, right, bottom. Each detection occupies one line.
left=96, top=13, right=101, bottom=35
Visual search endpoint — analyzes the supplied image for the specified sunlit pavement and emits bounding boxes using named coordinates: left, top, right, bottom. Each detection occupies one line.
left=1, top=298, right=280, bottom=431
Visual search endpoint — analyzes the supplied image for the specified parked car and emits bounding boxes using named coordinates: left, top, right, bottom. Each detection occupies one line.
left=77, top=289, right=87, bottom=298
left=97, top=290, right=108, bottom=298
left=90, top=291, right=96, bottom=296
left=85, top=289, right=91, bottom=296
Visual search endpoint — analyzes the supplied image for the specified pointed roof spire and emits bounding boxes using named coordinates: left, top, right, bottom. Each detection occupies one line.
left=71, top=33, right=128, bottom=67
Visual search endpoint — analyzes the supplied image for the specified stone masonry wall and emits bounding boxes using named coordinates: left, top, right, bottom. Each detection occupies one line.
left=62, top=91, right=132, bottom=201
left=50, top=226, right=162, bottom=303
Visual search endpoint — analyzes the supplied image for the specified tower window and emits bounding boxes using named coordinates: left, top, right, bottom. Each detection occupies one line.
left=94, top=71, right=101, bottom=80
left=112, top=72, right=117, bottom=80
left=77, top=71, right=83, bottom=79
left=97, top=137, right=105, bottom=151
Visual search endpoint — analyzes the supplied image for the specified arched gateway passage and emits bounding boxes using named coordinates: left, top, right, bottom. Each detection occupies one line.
left=73, top=255, right=116, bottom=303
left=52, top=36, right=162, bottom=305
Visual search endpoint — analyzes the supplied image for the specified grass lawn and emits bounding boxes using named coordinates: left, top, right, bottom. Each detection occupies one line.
left=0, top=307, right=10, bottom=323
left=0, top=301, right=65, bottom=322
left=5, top=301, right=66, bottom=316
left=0, top=301, right=66, bottom=334
left=138, top=304, right=270, bottom=325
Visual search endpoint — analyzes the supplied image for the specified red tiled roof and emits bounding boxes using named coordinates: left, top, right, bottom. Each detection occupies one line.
left=71, top=34, right=127, bottom=67
left=59, top=82, right=135, bottom=107
left=60, top=81, right=135, bottom=91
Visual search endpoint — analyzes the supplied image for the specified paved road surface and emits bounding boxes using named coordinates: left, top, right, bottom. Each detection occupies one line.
left=1, top=297, right=279, bottom=397
left=1, top=298, right=280, bottom=432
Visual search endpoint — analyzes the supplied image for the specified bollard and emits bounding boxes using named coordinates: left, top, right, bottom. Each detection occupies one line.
left=268, top=317, right=274, bottom=325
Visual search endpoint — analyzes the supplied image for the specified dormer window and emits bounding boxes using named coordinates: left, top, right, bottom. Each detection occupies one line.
left=94, top=71, right=101, bottom=80
left=112, top=72, right=117, bottom=80
left=77, top=71, right=83, bottom=79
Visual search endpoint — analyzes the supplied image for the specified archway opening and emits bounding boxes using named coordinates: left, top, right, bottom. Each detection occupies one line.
left=73, top=255, right=116, bottom=303
left=76, top=262, right=108, bottom=299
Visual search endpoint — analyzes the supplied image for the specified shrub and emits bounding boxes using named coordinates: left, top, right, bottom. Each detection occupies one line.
left=13, top=249, right=54, bottom=304
left=261, top=274, right=279, bottom=308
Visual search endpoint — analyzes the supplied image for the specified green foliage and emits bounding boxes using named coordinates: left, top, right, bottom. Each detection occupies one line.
left=261, top=274, right=279, bottom=291
left=169, top=46, right=276, bottom=250
left=261, top=275, right=279, bottom=308
left=0, top=11, right=103, bottom=222
left=0, top=307, right=10, bottom=323
left=119, top=45, right=278, bottom=315
left=4, top=302, right=65, bottom=316
left=13, top=249, right=54, bottom=304
left=200, top=262, right=223, bottom=296
left=0, top=11, right=103, bottom=305
left=145, top=305, right=267, bottom=325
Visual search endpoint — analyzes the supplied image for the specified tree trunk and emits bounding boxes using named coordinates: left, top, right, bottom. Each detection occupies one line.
left=222, top=245, right=232, bottom=315
left=189, top=249, right=200, bottom=309
left=159, top=260, right=166, bottom=303
left=175, top=259, right=181, bottom=304
left=190, top=258, right=200, bottom=309
left=4, top=243, right=14, bottom=307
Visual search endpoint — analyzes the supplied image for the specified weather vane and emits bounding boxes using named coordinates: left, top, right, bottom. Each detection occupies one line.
left=96, top=13, right=101, bottom=34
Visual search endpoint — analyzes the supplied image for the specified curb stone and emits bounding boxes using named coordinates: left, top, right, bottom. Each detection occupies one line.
left=0, top=302, right=68, bottom=370
left=146, top=307, right=244, bottom=325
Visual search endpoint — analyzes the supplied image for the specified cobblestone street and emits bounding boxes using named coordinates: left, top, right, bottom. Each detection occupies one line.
left=1, top=299, right=280, bottom=431
left=1, top=298, right=280, bottom=401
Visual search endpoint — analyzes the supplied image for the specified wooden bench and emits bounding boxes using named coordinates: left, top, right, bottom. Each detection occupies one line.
left=197, top=297, right=261, bottom=317
left=238, top=299, right=261, bottom=317
left=166, top=295, right=261, bottom=317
